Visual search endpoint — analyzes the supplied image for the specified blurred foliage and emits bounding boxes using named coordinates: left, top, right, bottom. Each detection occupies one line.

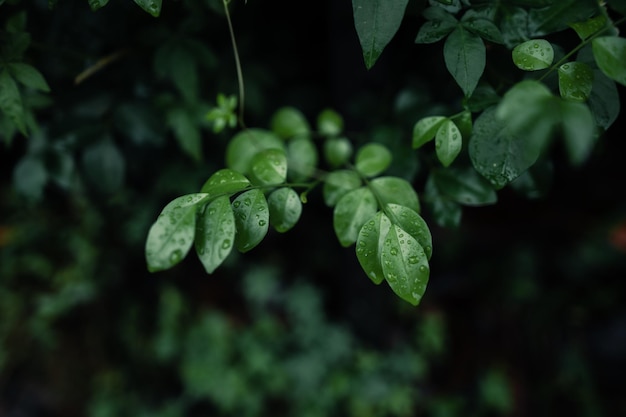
left=1, top=0, right=626, bottom=416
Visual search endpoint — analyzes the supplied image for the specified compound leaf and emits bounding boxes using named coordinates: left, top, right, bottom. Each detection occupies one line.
left=195, top=196, right=236, bottom=274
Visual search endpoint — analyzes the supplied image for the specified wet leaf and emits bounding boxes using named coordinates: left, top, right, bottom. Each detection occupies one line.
left=200, top=168, right=251, bottom=197
left=133, top=0, right=161, bottom=17
left=558, top=61, right=593, bottom=102
left=333, top=187, right=378, bottom=247
left=435, top=119, right=462, bottom=167
left=232, top=189, right=269, bottom=253
left=412, top=116, right=447, bottom=148
left=146, top=193, right=209, bottom=272
left=225, top=128, right=284, bottom=175
left=249, top=148, right=288, bottom=185
left=385, top=204, right=432, bottom=260
left=512, top=39, right=554, bottom=71
left=415, top=7, right=458, bottom=44
left=195, top=196, right=236, bottom=274
left=268, top=187, right=302, bottom=233
left=381, top=224, right=429, bottom=306
left=560, top=100, right=596, bottom=165
left=356, top=211, right=391, bottom=284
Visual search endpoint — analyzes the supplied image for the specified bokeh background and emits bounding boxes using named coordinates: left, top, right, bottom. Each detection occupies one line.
left=2, top=1, right=626, bottom=416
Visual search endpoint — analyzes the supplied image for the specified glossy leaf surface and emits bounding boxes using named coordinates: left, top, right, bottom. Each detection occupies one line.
left=385, top=204, right=432, bottom=260
left=435, top=119, right=462, bottom=167
left=323, top=170, right=362, bottom=207
left=558, top=62, right=593, bottom=102
left=333, top=187, right=378, bottom=247
left=356, top=211, right=391, bottom=284
left=225, top=128, right=284, bottom=175
left=412, top=116, right=447, bottom=148
left=232, top=189, right=269, bottom=253
left=512, top=39, right=554, bottom=71
left=268, top=187, right=302, bottom=233
left=381, top=224, right=429, bottom=306
left=200, top=168, right=251, bottom=196
left=560, top=100, right=596, bottom=165
left=352, top=0, right=410, bottom=69
left=146, top=193, right=209, bottom=272
left=195, top=196, right=236, bottom=274
left=444, top=26, right=485, bottom=97
left=249, top=148, right=287, bottom=185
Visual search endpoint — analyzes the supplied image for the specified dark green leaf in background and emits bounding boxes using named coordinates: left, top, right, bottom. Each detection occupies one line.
left=443, top=26, right=485, bottom=97
left=424, top=175, right=462, bottom=228
left=166, top=107, right=202, bottom=162
left=8, top=63, right=50, bottom=92
left=232, top=189, right=269, bottom=253
left=333, top=187, right=378, bottom=247
left=323, top=137, right=353, bottom=168
left=13, top=155, right=48, bottom=201
left=461, top=9, right=503, bottom=44
left=527, top=0, right=599, bottom=37
left=0, top=70, right=26, bottom=134
left=415, top=7, right=458, bottom=44
left=270, top=106, right=311, bottom=139
left=287, top=136, right=318, bottom=182
left=146, top=193, right=209, bottom=272
left=587, top=70, right=621, bottom=130
left=560, top=100, right=596, bottom=165
left=352, top=0, right=410, bottom=69
left=592, top=36, right=626, bottom=86
left=133, top=0, right=161, bottom=17
left=195, top=196, right=236, bottom=274
left=81, top=137, right=126, bottom=194
left=470, top=106, right=542, bottom=189
left=432, top=167, right=497, bottom=206
left=225, top=128, right=284, bottom=175
left=87, top=0, right=110, bottom=12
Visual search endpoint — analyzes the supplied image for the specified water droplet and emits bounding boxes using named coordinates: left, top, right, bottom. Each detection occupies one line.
left=244, top=198, right=251, bottom=206
left=233, top=201, right=241, bottom=208
left=419, top=265, right=428, bottom=273
left=221, top=239, right=231, bottom=249
left=390, top=247, right=398, bottom=256
left=258, top=220, right=267, bottom=226
left=533, top=43, right=539, bottom=48
left=408, top=256, right=419, bottom=264
left=169, top=249, right=183, bottom=264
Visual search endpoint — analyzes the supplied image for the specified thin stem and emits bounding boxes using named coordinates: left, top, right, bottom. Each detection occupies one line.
left=223, top=0, right=246, bottom=129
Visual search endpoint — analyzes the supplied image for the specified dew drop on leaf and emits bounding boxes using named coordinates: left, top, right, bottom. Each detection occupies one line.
left=169, top=249, right=183, bottom=264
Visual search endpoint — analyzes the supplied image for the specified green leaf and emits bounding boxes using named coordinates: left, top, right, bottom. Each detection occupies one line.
left=512, top=39, right=554, bottom=71
left=87, top=0, right=110, bottom=11
left=324, top=137, right=353, bottom=168
left=232, top=189, right=269, bottom=253
left=355, top=142, right=392, bottom=177
left=200, top=168, right=251, bottom=196
left=317, top=108, right=344, bottom=136
left=333, top=187, right=378, bottom=247
left=145, top=193, right=209, bottom=272
left=356, top=211, right=391, bottom=284
left=451, top=110, right=473, bottom=139
left=249, top=148, right=288, bottom=185
left=412, top=116, right=447, bottom=148
left=424, top=175, right=462, bottom=228
left=607, top=0, right=626, bottom=15
left=0, top=70, right=26, bottom=135
left=570, top=15, right=608, bottom=40
left=385, top=204, right=432, bottom=260
left=352, top=0, right=410, bottom=69
left=225, top=128, right=284, bottom=175
left=270, top=106, right=310, bottom=139
left=167, top=107, right=202, bottom=162
left=81, top=137, right=125, bottom=194
left=432, top=167, right=497, bottom=206
left=592, top=36, right=626, bottom=86
left=415, top=7, right=458, bottom=44
left=133, top=0, right=161, bottom=17
left=323, top=170, right=362, bottom=207
left=461, top=11, right=503, bottom=44
left=558, top=61, right=593, bottom=102
left=369, top=176, right=420, bottom=213
left=8, top=63, right=50, bottom=92
left=495, top=80, right=555, bottom=137
left=195, top=196, right=236, bottom=274
left=435, top=119, right=462, bottom=167
left=588, top=70, right=620, bottom=130
left=560, top=100, right=596, bottom=165
left=13, top=155, right=48, bottom=201
left=444, top=26, right=485, bottom=97
left=268, top=187, right=302, bottom=233
left=527, top=0, right=599, bottom=37
left=469, top=107, right=542, bottom=190
left=287, top=135, right=318, bottom=182
left=381, top=224, right=429, bottom=306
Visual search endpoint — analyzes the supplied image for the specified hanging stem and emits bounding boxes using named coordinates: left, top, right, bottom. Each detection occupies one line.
left=223, top=0, right=246, bottom=129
